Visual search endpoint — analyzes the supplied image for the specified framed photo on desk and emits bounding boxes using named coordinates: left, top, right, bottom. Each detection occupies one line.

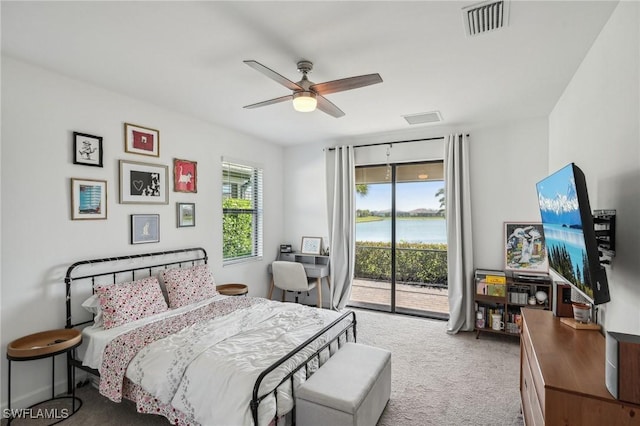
left=301, top=236, right=322, bottom=255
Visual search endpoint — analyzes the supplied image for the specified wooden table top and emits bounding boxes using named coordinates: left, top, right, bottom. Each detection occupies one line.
left=216, top=283, right=248, bottom=296
left=7, top=328, right=82, bottom=359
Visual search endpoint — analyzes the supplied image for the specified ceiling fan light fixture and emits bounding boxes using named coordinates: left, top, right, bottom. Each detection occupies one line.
left=292, top=91, right=317, bottom=112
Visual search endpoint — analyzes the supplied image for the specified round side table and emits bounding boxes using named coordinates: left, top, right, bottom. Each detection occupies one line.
left=6, top=329, right=83, bottom=424
left=216, top=283, right=249, bottom=296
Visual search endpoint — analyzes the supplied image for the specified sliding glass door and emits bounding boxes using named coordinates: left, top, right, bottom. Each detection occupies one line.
left=350, top=161, right=449, bottom=319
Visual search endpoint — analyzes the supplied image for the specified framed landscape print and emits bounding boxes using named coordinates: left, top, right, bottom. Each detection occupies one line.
left=73, top=132, right=103, bottom=167
left=71, top=178, right=107, bottom=220
left=504, top=222, right=548, bottom=273
left=173, top=158, right=197, bottom=193
left=177, top=202, right=195, bottom=227
left=124, top=123, right=159, bottom=157
left=131, top=214, right=160, bottom=244
left=119, top=160, right=169, bottom=204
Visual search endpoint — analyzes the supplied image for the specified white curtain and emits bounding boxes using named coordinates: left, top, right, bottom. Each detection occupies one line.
left=445, top=134, right=475, bottom=333
left=325, top=146, right=355, bottom=310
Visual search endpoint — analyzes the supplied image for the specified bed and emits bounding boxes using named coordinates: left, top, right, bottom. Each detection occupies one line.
left=64, top=247, right=356, bottom=425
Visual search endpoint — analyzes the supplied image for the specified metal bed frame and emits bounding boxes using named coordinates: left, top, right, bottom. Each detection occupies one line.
left=63, top=247, right=357, bottom=425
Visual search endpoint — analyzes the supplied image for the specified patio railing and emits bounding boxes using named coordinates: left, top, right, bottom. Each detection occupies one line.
left=354, top=243, right=448, bottom=288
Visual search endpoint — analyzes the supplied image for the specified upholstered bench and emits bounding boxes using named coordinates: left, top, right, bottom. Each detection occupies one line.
left=296, top=342, right=391, bottom=426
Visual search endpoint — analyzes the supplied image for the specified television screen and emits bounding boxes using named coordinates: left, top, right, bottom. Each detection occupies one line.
left=536, top=163, right=610, bottom=305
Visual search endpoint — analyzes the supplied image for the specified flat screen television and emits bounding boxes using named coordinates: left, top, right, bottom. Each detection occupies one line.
left=536, top=163, right=610, bottom=305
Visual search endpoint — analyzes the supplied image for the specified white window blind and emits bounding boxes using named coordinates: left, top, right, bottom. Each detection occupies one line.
left=222, top=160, right=263, bottom=263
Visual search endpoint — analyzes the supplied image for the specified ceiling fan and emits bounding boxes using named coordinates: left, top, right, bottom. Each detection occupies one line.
left=243, top=60, right=383, bottom=118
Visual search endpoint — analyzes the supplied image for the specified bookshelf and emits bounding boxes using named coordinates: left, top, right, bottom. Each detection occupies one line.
left=474, top=269, right=552, bottom=338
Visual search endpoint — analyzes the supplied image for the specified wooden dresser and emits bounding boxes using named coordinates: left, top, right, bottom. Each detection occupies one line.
left=520, top=308, right=640, bottom=425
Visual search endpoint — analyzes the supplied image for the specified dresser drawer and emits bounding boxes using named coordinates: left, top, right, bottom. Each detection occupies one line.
left=522, top=318, right=546, bottom=415
left=521, top=351, right=545, bottom=426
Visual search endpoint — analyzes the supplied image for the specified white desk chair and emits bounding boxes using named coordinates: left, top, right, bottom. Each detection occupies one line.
left=271, top=261, right=318, bottom=305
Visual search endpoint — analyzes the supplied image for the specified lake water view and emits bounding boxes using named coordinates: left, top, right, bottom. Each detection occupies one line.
left=356, top=218, right=447, bottom=244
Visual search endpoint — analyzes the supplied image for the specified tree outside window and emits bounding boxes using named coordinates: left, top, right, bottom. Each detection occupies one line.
left=222, top=161, right=263, bottom=262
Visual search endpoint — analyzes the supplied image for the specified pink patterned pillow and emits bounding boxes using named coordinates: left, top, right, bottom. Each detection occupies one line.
left=162, top=264, right=218, bottom=308
left=96, top=277, right=168, bottom=329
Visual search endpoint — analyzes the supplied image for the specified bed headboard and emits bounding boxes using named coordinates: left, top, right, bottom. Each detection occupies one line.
left=64, top=247, right=208, bottom=329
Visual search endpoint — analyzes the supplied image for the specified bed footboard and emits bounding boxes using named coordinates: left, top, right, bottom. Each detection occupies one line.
left=251, top=310, right=357, bottom=426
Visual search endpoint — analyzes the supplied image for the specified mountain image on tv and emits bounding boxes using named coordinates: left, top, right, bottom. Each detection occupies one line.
left=536, top=164, right=593, bottom=299
left=537, top=167, right=581, bottom=228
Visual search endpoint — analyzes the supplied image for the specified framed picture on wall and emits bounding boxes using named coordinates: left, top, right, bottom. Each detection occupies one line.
left=131, top=214, right=160, bottom=244
left=177, top=202, right=195, bottom=227
left=504, top=222, right=549, bottom=273
left=73, top=132, right=103, bottom=167
left=71, top=178, right=107, bottom=220
left=301, top=236, right=322, bottom=255
left=119, top=160, right=169, bottom=204
left=173, top=158, right=197, bottom=193
left=124, top=123, right=159, bottom=157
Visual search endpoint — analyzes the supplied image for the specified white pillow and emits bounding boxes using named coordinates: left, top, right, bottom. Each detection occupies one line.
left=81, top=294, right=104, bottom=328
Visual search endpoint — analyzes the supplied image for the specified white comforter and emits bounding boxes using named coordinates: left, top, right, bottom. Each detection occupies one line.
left=121, top=298, right=341, bottom=425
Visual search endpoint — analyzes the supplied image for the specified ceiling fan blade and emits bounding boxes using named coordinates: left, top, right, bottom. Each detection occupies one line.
left=310, top=73, right=383, bottom=96
left=243, top=95, right=293, bottom=109
left=244, top=60, right=303, bottom=91
left=316, top=95, right=345, bottom=118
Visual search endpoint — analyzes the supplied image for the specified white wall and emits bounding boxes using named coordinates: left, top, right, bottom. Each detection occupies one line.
left=549, top=1, right=640, bottom=334
left=282, top=118, right=549, bottom=305
left=0, top=56, right=284, bottom=408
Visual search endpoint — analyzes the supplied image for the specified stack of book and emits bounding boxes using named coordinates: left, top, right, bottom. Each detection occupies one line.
left=475, top=269, right=507, bottom=297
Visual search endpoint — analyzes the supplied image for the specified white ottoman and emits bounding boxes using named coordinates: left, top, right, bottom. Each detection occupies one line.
left=296, top=342, right=391, bottom=426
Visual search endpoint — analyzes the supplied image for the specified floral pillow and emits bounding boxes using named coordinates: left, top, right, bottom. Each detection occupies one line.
left=162, top=264, right=218, bottom=309
left=95, top=277, right=168, bottom=329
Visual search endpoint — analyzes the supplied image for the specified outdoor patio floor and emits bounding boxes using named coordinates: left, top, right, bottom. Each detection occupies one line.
left=349, top=278, right=449, bottom=316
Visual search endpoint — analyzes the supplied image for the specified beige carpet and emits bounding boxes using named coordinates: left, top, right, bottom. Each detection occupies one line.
left=355, top=309, right=523, bottom=426
left=4, top=308, right=523, bottom=425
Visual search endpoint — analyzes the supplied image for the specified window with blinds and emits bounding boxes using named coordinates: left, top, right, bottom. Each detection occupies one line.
left=222, top=160, right=263, bottom=264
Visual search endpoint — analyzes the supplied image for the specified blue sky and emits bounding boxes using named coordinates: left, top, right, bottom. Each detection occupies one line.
left=356, top=181, right=444, bottom=211
left=536, top=163, right=575, bottom=200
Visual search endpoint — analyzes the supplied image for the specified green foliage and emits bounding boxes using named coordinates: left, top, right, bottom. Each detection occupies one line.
left=435, top=187, right=445, bottom=215
left=356, top=184, right=369, bottom=196
left=223, top=198, right=253, bottom=259
left=548, top=243, right=593, bottom=299
left=356, top=216, right=384, bottom=223
left=355, top=241, right=448, bottom=285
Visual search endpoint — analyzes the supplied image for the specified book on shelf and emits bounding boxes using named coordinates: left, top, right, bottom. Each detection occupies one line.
left=475, top=268, right=507, bottom=296
left=485, top=275, right=507, bottom=284
left=486, top=282, right=506, bottom=297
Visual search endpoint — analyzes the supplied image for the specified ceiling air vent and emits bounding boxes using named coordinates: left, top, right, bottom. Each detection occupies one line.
left=462, top=0, right=510, bottom=37
left=403, top=111, right=442, bottom=125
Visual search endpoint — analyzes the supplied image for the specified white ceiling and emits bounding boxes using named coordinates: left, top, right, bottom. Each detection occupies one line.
left=1, top=1, right=618, bottom=146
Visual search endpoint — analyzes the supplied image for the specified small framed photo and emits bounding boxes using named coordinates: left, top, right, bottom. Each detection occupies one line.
left=119, top=160, right=169, bottom=204
left=73, top=132, right=103, bottom=167
left=174, top=158, right=197, bottom=193
left=124, top=123, right=159, bottom=157
left=504, top=222, right=549, bottom=273
left=71, top=178, right=107, bottom=220
left=177, top=202, right=195, bottom=227
left=301, top=236, right=322, bottom=255
left=131, top=214, right=160, bottom=244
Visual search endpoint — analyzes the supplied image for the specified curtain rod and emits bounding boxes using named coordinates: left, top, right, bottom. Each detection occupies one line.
left=326, top=134, right=469, bottom=151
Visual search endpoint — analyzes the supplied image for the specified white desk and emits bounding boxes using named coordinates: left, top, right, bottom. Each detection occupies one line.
left=268, top=253, right=330, bottom=308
